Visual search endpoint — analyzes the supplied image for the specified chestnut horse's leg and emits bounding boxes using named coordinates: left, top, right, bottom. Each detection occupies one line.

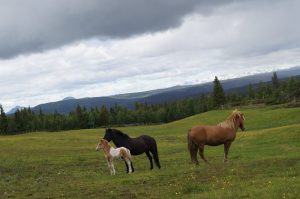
left=145, top=151, right=154, bottom=169
left=199, top=144, right=208, bottom=163
left=189, top=143, right=199, bottom=165
left=224, top=142, right=232, bottom=163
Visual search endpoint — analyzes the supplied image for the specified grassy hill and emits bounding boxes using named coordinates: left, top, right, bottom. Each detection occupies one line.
left=0, top=106, right=299, bottom=198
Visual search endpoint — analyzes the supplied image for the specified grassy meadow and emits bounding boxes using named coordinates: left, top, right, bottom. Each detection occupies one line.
left=0, top=106, right=300, bottom=198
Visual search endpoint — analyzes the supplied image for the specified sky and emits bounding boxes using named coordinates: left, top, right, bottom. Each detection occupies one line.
left=1, top=0, right=300, bottom=112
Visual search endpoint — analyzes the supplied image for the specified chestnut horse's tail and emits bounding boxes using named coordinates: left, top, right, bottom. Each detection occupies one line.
left=187, top=129, right=193, bottom=150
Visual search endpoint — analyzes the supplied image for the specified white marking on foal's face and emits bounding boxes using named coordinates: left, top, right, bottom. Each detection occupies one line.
left=96, top=142, right=103, bottom=151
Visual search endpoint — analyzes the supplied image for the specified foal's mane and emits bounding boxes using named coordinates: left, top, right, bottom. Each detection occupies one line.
left=218, top=110, right=242, bottom=129
left=111, top=129, right=130, bottom=139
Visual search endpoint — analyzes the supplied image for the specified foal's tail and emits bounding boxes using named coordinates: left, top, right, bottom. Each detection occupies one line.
left=150, top=138, right=161, bottom=169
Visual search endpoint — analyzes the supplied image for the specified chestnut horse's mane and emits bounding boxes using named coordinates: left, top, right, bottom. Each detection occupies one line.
left=217, top=110, right=243, bottom=129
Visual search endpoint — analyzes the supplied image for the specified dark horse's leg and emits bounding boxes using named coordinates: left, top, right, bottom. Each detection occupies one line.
left=121, top=157, right=129, bottom=173
left=199, top=144, right=208, bottom=163
left=124, top=161, right=129, bottom=173
left=131, top=161, right=135, bottom=172
left=224, top=142, right=232, bottom=163
left=145, top=151, right=154, bottom=169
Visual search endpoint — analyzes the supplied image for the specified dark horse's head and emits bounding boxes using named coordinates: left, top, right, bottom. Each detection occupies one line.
left=103, top=128, right=130, bottom=142
left=233, top=110, right=245, bottom=131
left=103, top=128, right=114, bottom=141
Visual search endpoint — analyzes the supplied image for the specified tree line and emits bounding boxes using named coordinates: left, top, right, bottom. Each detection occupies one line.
left=0, top=73, right=299, bottom=135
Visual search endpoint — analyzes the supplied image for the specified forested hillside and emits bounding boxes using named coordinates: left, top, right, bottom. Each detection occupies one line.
left=1, top=73, right=299, bottom=135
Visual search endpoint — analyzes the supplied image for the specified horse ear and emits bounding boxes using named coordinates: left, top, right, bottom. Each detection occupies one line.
left=103, top=139, right=108, bottom=143
left=241, top=113, right=245, bottom=120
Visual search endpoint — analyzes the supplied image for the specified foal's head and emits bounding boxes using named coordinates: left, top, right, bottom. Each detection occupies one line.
left=96, top=139, right=110, bottom=151
left=232, top=110, right=245, bottom=131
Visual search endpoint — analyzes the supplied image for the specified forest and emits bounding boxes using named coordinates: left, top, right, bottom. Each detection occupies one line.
left=0, top=73, right=299, bottom=135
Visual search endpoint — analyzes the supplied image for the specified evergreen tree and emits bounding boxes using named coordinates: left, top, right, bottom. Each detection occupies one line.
left=212, top=76, right=226, bottom=108
left=272, top=72, right=280, bottom=89
left=0, top=105, right=8, bottom=134
left=247, top=83, right=255, bottom=100
left=257, top=81, right=266, bottom=100
left=100, top=105, right=109, bottom=126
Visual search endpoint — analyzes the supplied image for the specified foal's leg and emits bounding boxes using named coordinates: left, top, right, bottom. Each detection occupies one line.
left=145, top=151, right=154, bottom=169
left=107, top=160, right=113, bottom=175
left=224, top=142, right=232, bottom=163
left=199, top=144, right=208, bottom=163
left=111, top=162, right=116, bottom=175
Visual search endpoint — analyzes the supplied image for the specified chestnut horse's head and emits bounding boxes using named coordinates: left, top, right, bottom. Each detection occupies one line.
left=232, top=110, right=245, bottom=131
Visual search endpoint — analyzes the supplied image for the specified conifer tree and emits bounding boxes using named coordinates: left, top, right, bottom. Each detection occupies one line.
left=100, top=105, right=109, bottom=126
left=0, top=105, right=8, bottom=134
left=272, top=72, right=280, bottom=89
left=212, top=76, right=226, bottom=108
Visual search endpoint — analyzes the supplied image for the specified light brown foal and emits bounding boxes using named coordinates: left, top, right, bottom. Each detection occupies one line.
left=96, top=139, right=132, bottom=175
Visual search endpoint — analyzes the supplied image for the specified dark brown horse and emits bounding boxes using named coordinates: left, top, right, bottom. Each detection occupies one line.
left=188, top=110, right=245, bottom=165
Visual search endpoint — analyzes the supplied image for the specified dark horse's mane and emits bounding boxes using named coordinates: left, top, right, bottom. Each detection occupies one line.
left=110, top=128, right=130, bottom=139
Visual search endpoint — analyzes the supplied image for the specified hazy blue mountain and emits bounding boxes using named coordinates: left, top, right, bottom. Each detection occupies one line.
left=7, top=106, right=25, bottom=115
left=63, top=96, right=76, bottom=100
left=29, top=66, right=300, bottom=114
left=111, top=85, right=192, bottom=99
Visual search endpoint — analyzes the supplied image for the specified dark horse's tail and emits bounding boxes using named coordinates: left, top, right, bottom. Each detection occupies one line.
left=149, top=137, right=161, bottom=169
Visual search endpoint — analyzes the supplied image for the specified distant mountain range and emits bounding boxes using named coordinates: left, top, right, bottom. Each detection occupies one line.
left=6, top=106, right=25, bottom=115
left=7, top=66, right=300, bottom=115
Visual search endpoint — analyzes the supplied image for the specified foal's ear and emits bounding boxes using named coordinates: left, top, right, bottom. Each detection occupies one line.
left=101, top=139, right=108, bottom=144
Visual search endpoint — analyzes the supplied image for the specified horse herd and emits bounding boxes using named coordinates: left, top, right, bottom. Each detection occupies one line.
left=96, top=110, right=245, bottom=175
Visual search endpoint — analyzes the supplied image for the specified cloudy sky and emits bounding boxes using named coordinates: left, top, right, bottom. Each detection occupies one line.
left=1, top=0, right=300, bottom=111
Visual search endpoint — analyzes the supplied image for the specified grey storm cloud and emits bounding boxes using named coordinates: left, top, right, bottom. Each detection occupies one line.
left=0, top=0, right=240, bottom=59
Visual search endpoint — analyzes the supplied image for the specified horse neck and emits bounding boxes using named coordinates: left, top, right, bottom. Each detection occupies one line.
left=111, top=135, right=129, bottom=147
left=218, top=119, right=239, bottom=132
left=103, top=144, right=112, bottom=156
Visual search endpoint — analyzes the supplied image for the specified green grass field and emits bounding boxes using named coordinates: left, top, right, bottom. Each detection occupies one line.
left=1, top=106, right=300, bottom=198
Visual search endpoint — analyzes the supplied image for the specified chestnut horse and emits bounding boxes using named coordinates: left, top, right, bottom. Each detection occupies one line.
left=188, top=110, right=245, bottom=165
